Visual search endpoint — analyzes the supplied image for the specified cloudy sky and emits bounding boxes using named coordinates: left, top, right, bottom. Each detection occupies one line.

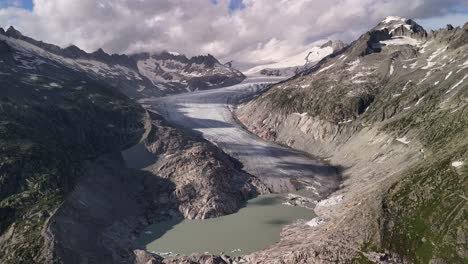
left=0, top=0, right=467, bottom=68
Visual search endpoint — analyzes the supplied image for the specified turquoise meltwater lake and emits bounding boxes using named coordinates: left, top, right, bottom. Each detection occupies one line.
left=138, top=194, right=315, bottom=257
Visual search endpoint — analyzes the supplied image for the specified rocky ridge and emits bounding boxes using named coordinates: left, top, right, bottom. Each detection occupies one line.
left=237, top=17, right=468, bottom=263
left=0, top=26, right=245, bottom=99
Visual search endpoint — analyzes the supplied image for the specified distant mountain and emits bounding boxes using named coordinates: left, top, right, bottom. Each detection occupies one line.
left=244, top=40, right=345, bottom=76
left=237, top=16, right=468, bottom=263
left=0, top=26, right=245, bottom=99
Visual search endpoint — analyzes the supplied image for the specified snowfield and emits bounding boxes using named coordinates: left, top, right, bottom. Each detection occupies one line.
left=244, top=45, right=334, bottom=75
left=451, top=161, right=464, bottom=168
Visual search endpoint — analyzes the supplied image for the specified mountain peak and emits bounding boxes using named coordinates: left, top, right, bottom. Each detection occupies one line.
left=65, top=44, right=82, bottom=51
left=91, top=48, right=110, bottom=59
left=381, top=16, right=407, bottom=24
left=63, top=44, right=87, bottom=58
left=188, top=53, right=219, bottom=67
left=93, top=48, right=107, bottom=55
left=5, top=26, right=23, bottom=37
left=320, top=40, right=346, bottom=52
left=374, top=16, right=426, bottom=37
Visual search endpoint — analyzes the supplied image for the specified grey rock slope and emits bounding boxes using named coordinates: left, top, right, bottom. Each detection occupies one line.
left=0, top=26, right=245, bottom=99
left=237, top=17, right=468, bottom=263
left=0, top=33, right=147, bottom=262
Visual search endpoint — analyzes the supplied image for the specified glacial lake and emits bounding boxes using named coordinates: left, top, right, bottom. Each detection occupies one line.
left=123, top=143, right=317, bottom=257
left=138, top=194, right=315, bottom=257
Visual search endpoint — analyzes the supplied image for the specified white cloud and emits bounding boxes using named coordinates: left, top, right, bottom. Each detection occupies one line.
left=0, top=0, right=465, bottom=68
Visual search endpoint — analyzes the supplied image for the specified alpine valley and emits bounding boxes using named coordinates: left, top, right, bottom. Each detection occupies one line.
left=0, top=14, right=467, bottom=264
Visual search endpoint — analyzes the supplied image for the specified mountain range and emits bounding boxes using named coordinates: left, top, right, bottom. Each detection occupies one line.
left=0, top=26, right=245, bottom=99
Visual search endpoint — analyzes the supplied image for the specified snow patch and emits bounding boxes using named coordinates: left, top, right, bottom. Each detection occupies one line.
left=352, top=80, right=367, bottom=84
left=347, top=59, right=360, bottom=72
left=338, top=54, right=347, bottom=61
left=422, top=61, right=436, bottom=70
left=351, top=71, right=372, bottom=81
left=383, top=16, right=406, bottom=23
left=244, top=45, right=334, bottom=75
left=419, top=42, right=431, bottom=54
left=446, top=74, right=468, bottom=94
left=428, top=46, right=447, bottom=61
left=445, top=71, right=453, bottom=80
left=28, top=74, right=39, bottom=81
left=137, top=85, right=146, bottom=92
left=381, top=36, right=419, bottom=46
left=306, top=217, right=325, bottom=227
left=421, top=46, right=447, bottom=70
left=317, top=63, right=336, bottom=74
left=396, top=137, right=410, bottom=144
left=293, top=112, right=308, bottom=117
left=417, top=71, right=431, bottom=85
left=317, top=195, right=343, bottom=207
left=402, top=80, right=412, bottom=91
left=338, top=119, right=353, bottom=124
left=389, top=63, right=395, bottom=75
left=48, top=82, right=62, bottom=88
left=451, top=161, right=464, bottom=168
left=415, top=96, right=425, bottom=106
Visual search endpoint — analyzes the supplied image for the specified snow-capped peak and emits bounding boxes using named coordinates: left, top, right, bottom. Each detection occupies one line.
left=375, top=16, right=426, bottom=36
left=377, top=16, right=410, bottom=31
left=382, top=16, right=407, bottom=24
left=244, top=40, right=344, bottom=76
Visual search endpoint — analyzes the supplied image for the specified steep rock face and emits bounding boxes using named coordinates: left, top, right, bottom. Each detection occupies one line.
left=0, top=27, right=245, bottom=99
left=143, top=112, right=269, bottom=220
left=42, top=153, right=176, bottom=264
left=237, top=17, right=468, bottom=263
left=0, top=37, right=146, bottom=263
